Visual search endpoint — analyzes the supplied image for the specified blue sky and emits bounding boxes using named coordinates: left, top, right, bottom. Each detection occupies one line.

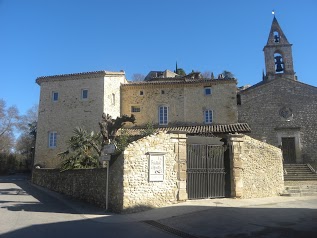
left=1, top=0, right=317, bottom=115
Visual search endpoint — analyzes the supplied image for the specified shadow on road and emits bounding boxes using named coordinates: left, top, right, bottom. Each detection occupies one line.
left=0, top=205, right=317, bottom=238
left=0, top=176, right=80, bottom=214
left=1, top=176, right=317, bottom=237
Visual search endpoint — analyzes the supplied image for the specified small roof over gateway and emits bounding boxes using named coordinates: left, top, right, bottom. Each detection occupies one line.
left=120, top=123, right=251, bottom=136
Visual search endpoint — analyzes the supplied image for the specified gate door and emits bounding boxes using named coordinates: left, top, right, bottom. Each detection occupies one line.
left=187, top=144, right=226, bottom=199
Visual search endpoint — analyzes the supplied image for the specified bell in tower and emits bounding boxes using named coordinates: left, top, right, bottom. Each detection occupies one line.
left=275, top=55, right=284, bottom=73
left=274, top=31, right=280, bottom=43
left=263, top=16, right=295, bottom=81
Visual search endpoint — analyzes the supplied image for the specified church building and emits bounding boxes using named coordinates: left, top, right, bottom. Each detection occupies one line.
left=238, top=16, right=317, bottom=170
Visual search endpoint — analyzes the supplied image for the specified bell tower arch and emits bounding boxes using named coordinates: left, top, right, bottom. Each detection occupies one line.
left=263, top=16, right=296, bottom=81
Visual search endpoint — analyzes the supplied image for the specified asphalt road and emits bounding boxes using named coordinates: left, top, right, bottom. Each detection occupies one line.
left=159, top=199, right=317, bottom=238
left=1, top=174, right=317, bottom=238
left=0, top=174, right=174, bottom=238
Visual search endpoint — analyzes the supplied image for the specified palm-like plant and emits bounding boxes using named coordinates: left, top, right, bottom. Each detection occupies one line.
left=58, top=127, right=102, bottom=171
left=59, top=114, right=135, bottom=171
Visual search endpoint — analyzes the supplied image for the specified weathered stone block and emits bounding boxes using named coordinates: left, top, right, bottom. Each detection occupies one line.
left=177, top=189, right=188, bottom=201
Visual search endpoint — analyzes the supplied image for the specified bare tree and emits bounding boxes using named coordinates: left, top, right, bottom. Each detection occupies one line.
left=18, top=104, right=38, bottom=134
left=0, top=134, right=14, bottom=153
left=0, top=99, right=19, bottom=137
left=131, top=73, right=145, bottom=81
left=202, top=71, right=212, bottom=79
left=0, top=99, right=19, bottom=152
left=99, top=113, right=135, bottom=146
left=15, top=104, right=38, bottom=168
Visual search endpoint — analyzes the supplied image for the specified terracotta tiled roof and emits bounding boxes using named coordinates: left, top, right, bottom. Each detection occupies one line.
left=124, top=78, right=236, bottom=86
left=239, top=77, right=317, bottom=94
left=36, top=70, right=125, bottom=85
left=121, top=123, right=251, bottom=136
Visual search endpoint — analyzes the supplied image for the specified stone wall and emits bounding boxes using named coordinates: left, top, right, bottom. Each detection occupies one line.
left=228, top=134, right=284, bottom=198
left=32, top=131, right=285, bottom=213
left=32, top=162, right=126, bottom=212
left=108, top=153, right=124, bottom=212
left=32, top=168, right=108, bottom=208
left=121, top=80, right=238, bottom=127
left=32, top=132, right=188, bottom=213
left=120, top=132, right=187, bottom=212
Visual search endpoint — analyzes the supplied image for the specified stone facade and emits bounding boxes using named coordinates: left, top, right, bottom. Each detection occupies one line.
left=34, top=71, right=126, bottom=168
left=238, top=74, right=317, bottom=168
left=228, top=134, right=284, bottom=198
left=238, top=16, right=317, bottom=169
left=121, top=79, right=238, bottom=127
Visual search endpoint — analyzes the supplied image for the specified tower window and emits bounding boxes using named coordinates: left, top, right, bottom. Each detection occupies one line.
left=81, top=89, right=88, bottom=100
left=274, top=53, right=284, bottom=73
left=237, top=94, right=241, bottom=105
left=131, top=106, right=141, bottom=113
left=204, top=110, right=213, bottom=124
left=273, top=31, right=280, bottom=43
left=204, top=87, right=212, bottom=95
left=111, top=93, right=115, bottom=105
left=52, top=92, right=59, bottom=102
left=48, top=131, right=57, bottom=148
left=158, top=105, right=168, bottom=125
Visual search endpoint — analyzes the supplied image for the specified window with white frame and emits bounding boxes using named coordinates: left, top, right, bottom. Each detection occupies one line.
left=204, top=110, right=213, bottom=124
left=204, top=87, right=212, bottom=95
left=52, top=92, right=59, bottom=102
left=81, top=89, right=88, bottom=100
left=159, top=105, right=168, bottom=125
left=48, top=131, right=57, bottom=148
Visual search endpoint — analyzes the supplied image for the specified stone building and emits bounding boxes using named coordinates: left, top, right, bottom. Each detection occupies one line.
left=34, top=66, right=252, bottom=168
left=34, top=71, right=126, bottom=168
left=121, top=76, right=238, bottom=128
left=32, top=17, right=290, bottom=209
left=238, top=16, right=317, bottom=169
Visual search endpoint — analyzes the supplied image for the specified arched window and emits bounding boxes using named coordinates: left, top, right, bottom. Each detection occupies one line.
left=274, top=53, right=284, bottom=73
left=273, top=31, right=280, bottom=43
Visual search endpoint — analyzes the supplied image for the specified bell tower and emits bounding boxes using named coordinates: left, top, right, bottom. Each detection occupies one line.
left=263, top=16, right=296, bottom=81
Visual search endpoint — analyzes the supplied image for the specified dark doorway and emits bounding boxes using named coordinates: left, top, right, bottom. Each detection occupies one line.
left=282, top=137, right=296, bottom=163
left=223, top=140, right=231, bottom=197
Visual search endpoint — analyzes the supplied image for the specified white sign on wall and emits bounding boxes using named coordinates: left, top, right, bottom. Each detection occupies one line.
left=148, top=152, right=165, bottom=182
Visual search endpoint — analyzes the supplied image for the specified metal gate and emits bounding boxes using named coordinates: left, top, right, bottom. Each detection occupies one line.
left=187, top=144, right=226, bottom=199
